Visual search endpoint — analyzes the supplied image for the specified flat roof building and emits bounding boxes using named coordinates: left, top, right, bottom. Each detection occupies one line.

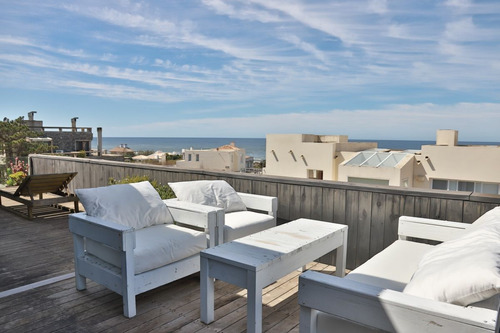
left=176, top=142, right=246, bottom=172
left=264, top=134, right=377, bottom=180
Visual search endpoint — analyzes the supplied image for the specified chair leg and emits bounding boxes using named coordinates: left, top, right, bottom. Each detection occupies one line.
left=123, top=293, right=137, bottom=318
left=75, top=273, right=87, bottom=291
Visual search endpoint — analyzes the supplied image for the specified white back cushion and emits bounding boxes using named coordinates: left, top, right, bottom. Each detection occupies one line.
left=469, top=206, right=500, bottom=230
left=403, top=221, right=500, bottom=306
left=169, top=180, right=246, bottom=213
left=76, top=181, right=173, bottom=229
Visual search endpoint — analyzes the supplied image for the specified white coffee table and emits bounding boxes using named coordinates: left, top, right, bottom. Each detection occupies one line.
left=200, top=218, right=348, bottom=333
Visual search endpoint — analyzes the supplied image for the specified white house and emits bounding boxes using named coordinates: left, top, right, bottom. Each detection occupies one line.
left=176, top=143, right=246, bottom=172
left=265, top=131, right=500, bottom=195
left=264, top=134, right=377, bottom=180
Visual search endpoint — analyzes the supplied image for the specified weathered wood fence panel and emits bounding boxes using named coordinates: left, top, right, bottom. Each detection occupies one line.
left=29, top=154, right=500, bottom=269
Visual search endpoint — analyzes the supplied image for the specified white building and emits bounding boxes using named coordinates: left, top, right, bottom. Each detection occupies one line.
left=414, top=130, right=500, bottom=194
left=266, top=131, right=500, bottom=195
left=264, top=134, right=377, bottom=180
left=176, top=143, right=246, bottom=172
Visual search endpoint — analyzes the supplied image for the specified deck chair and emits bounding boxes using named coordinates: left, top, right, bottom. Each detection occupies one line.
left=0, top=172, right=79, bottom=219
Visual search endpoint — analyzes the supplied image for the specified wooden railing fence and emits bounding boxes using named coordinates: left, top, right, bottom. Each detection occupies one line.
left=29, top=154, right=500, bottom=269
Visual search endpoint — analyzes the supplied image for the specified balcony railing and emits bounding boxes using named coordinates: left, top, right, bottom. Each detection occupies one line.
left=28, top=154, right=500, bottom=270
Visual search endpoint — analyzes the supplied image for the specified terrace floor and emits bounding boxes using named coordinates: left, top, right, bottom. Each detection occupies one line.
left=0, top=200, right=338, bottom=333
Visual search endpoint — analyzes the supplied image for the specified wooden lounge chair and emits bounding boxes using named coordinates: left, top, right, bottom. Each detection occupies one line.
left=0, top=172, right=79, bottom=219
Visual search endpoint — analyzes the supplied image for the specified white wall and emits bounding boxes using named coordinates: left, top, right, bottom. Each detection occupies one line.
left=178, top=148, right=246, bottom=172
left=265, top=134, right=377, bottom=180
left=418, top=145, right=500, bottom=184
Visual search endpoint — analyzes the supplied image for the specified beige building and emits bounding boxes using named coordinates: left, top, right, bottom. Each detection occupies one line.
left=266, top=131, right=500, bottom=195
left=176, top=143, right=246, bottom=172
left=264, top=134, right=377, bottom=180
left=413, top=130, right=500, bottom=194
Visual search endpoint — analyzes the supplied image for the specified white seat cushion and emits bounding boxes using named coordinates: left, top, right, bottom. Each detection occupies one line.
left=134, top=224, right=207, bottom=274
left=223, top=211, right=275, bottom=242
left=346, top=240, right=433, bottom=291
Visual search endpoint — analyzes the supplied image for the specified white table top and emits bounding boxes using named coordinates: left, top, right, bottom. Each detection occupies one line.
left=201, top=218, right=347, bottom=271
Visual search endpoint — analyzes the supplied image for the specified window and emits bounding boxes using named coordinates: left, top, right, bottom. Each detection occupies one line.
left=432, top=179, right=447, bottom=190
left=196, top=154, right=199, bottom=162
left=482, top=183, right=499, bottom=195
left=432, top=179, right=499, bottom=194
left=188, top=154, right=192, bottom=161
left=307, top=169, right=324, bottom=180
left=458, top=181, right=474, bottom=192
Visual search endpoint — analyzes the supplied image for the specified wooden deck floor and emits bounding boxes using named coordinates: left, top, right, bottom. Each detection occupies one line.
left=0, top=205, right=338, bottom=332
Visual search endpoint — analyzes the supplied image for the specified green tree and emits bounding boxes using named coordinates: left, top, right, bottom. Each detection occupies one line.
left=0, top=117, right=49, bottom=160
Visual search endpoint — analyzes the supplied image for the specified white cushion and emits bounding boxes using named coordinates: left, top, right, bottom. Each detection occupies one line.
left=403, top=221, right=500, bottom=306
left=134, top=224, right=206, bottom=274
left=75, top=181, right=173, bottom=229
left=224, top=211, right=275, bottom=242
left=468, top=206, right=500, bottom=231
left=346, top=240, right=433, bottom=291
left=169, top=180, right=246, bottom=213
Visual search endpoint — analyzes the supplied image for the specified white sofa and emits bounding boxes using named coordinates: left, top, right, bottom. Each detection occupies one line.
left=70, top=181, right=222, bottom=318
left=167, top=180, right=278, bottom=243
left=298, top=211, right=500, bottom=333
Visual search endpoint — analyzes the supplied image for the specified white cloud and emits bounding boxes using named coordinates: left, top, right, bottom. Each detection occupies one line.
left=117, top=103, right=500, bottom=141
left=201, top=0, right=284, bottom=23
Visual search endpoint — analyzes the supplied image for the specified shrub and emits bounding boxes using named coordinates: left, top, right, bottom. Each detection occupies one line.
left=4, top=157, right=28, bottom=186
left=108, top=175, right=176, bottom=200
left=6, top=171, right=26, bottom=186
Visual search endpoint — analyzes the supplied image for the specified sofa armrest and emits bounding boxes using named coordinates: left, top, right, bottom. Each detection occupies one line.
left=237, top=192, right=277, bottom=217
left=164, top=199, right=223, bottom=247
left=69, top=212, right=135, bottom=251
left=298, top=271, right=497, bottom=333
left=398, top=216, right=471, bottom=242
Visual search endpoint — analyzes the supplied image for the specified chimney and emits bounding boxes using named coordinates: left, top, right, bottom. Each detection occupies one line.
left=28, top=111, right=37, bottom=121
left=71, top=117, right=78, bottom=132
left=97, top=127, right=102, bottom=157
left=436, top=129, right=458, bottom=146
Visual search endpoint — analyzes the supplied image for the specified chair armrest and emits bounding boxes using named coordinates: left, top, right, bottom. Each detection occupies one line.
left=298, top=271, right=497, bottom=333
left=69, top=212, right=135, bottom=251
left=398, top=216, right=470, bottom=242
left=164, top=199, right=223, bottom=247
left=237, top=192, right=277, bottom=216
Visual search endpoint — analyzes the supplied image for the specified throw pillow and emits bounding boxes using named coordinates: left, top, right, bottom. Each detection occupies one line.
left=76, top=181, right=173, bottom=229
left=168, top=180, right=246, bottom=213
left=403, top=221, right=500, bottom=306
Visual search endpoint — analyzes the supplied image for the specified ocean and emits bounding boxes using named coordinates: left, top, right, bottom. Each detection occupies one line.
left=92, top=137, right=500, bottom=161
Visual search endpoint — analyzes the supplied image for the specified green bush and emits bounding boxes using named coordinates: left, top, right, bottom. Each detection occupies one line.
left=6, top=171, right=26, bottom=186
left=108, top=175, right=176, bottom=200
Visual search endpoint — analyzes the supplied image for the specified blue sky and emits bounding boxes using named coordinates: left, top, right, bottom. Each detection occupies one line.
left=1, top=0, right=499, bottom=140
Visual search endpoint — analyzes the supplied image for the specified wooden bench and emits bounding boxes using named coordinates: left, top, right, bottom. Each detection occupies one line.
left=0, top=172, right=79, bottom=219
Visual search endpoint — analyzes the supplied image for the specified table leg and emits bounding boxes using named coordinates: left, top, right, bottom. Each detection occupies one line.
left=335, top=228, right=348, bottom=277
left=200, top=256, right=214, bottom=324
left=247, top=271, right=263, bottom=333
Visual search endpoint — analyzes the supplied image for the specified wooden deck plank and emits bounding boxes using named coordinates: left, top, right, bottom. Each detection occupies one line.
left=0, top=207, right=342, bottom=333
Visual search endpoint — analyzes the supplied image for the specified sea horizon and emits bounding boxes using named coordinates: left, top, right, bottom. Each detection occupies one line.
left=92, top=137, right=500, bottom=161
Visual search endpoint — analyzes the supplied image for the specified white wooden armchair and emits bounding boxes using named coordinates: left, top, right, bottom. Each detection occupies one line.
left=167, top=180, right=277, bottom=243
left=70, top=181, right=222, bottom=318
left=299, top=210, right=500, bottom=333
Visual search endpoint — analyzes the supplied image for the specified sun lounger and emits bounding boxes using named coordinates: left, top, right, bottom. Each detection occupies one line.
left=0, top=172, right=79, bottom=219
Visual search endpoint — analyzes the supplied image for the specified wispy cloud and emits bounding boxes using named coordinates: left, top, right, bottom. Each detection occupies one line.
left=1, top=0, right=499, bottom=139
left=121, top=102, right=500, bottom=140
